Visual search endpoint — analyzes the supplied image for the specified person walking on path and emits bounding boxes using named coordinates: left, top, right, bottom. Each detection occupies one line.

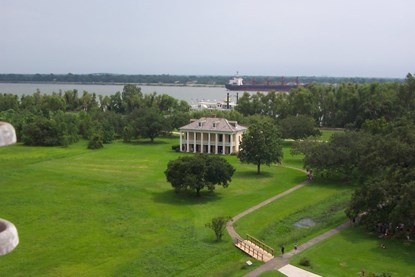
left=281, top=245, right=285, bottom=256
left=294, top=243, right=298, bottom=253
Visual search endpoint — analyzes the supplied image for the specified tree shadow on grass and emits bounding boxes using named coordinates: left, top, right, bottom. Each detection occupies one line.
left=152, top=189, right=224, bottom=205
left=235, top=170, right=273, bottom=179
left=338, top=226, right=415, bottom=267
left=306, top=176, right=358, bottom=189
left=125, top=140, right=169, bottom=145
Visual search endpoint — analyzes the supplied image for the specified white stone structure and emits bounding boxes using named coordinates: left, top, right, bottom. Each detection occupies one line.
left=179, top=117, right=247, bottom=154
left=0, top=122, right=19, bottom=256
left=0, top=218, right=19, bottom=256
left=0, top=122, right=17, bottom=147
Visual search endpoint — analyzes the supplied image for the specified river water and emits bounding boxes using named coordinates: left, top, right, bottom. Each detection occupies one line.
left=0, top=83, right=240, bottom=104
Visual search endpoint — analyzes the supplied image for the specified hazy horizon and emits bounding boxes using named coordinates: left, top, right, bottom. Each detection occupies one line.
left=0, top=72, right=407, bottom=80
left=2, top=0, right=414, bottom=78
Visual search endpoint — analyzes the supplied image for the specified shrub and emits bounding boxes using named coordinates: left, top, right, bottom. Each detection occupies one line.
left=88, top=134, right=103, bottom=149
left=205, top=216, right=232, bottom=241
left=299, top=257, right=311, bottom=267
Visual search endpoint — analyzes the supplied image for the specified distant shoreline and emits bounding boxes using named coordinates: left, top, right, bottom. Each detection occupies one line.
left=0, top=81, right=223, bottom=88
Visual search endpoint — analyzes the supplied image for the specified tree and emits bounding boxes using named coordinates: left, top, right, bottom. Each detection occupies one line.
left=238, top=121, right=283, bottom=174
left=279, top=115, right=320, bottom=139
left=123, top=125, right=135, bottom=143
left=0, top=93, right=19, bottom=112
left=137, top=107, right=166, bottom=142
left=297, top=131, right=366, bottom=179
left=205, top=216, right=232, bottom=241
left=122, top=84, right=143, bottom=113
left=165, top=154, right=235, bottom=196
left=21, top=112, right=80, bottom=147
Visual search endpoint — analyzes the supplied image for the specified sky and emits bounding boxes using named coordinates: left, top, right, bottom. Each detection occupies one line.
left=1, top=0, right=414, bottom=78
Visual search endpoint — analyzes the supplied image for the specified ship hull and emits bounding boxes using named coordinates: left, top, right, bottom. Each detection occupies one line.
left=225, top=84, right=305, bottom=92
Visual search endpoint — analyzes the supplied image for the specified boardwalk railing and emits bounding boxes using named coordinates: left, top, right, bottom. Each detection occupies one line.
left=246, top=234, right=274, bottom=255
left=235, top=237, right=265, bottom=261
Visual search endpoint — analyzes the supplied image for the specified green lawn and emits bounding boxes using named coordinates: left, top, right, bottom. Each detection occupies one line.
left=0, top=138, right=303, bottom=276
left=318, top=129, right=344, bottom=141
left=1, top=137, right=414, bottom=277
left=290, top=226, right=415, bottom=276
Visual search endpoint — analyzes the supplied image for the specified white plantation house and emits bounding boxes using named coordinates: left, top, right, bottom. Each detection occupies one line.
left=179, top=117, right=247, bottom=154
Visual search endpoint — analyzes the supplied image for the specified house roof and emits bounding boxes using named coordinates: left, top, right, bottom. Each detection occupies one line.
left=179, top=117, right=247, bottom=133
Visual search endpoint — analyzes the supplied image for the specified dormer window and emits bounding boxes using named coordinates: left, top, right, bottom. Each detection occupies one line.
left=213, top=122, right=216, bottom=128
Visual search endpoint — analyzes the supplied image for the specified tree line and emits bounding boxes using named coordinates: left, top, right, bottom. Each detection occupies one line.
left=235, top=74, right=414, bottom=129
left=0, top=84, right=191, bottom=148
left=1, top=74, right=413, bottom=147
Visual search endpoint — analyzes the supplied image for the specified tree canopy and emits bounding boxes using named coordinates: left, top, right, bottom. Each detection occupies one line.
left=0, top=84, right=191, bottom=147
left=294, top=116, right=415, bottom=238
left=279, top=115, right=321, bottom=139
left=238, top=120, right=283, bottom=174
left=164, top=154, right=235, bottom=196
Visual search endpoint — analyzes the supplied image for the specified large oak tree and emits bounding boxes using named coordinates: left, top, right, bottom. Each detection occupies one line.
left=165, top=154, right=235, bottom=196
left=238, top=120, right=283, bottom=174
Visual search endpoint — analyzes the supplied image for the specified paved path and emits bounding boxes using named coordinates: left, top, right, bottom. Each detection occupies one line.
left=225, top=166, right=351, bottom=277
left=279, top=264, right=322, bottom=277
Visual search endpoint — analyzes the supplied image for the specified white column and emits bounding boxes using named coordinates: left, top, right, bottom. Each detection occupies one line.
left=200, top=132, right=204, bottom=153
left=222, top=134, right=226, bottom=154
left=193, top=132, right=197, bottom=153
left=180, top=131, right=183, bottom=152
left=230, top=134, right=233, bottom=154
left=215, top=133, right=218, bottom=154
left=186, top=131, right=190, bottom=152
left=208, top=133, right=211, bottom=154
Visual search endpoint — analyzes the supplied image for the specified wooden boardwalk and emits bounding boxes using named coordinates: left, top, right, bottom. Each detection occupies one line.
left=235, top=238, right=274, bottom=262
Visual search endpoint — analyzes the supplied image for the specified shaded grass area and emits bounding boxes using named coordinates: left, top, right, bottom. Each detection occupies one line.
left=0, top=138, right=304, bottom=276
left=289, top=226, right=415, bottom=276
left=318, top=129, right=344, bottom=141
left=282, top=146, right=304, bottom=170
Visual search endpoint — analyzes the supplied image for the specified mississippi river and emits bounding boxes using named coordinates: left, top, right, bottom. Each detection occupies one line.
left=0, top=83, right=241, bottom=104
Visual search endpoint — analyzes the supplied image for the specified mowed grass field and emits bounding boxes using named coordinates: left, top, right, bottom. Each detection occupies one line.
left=0, top=138, right=305, bottom=276
left=1, top=135, right=414, bottom=276
left=290, top=226, right=415, bottom=276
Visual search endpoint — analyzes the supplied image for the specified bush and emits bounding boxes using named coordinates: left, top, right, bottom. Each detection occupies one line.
left=299, top=257, right=311, bottom=267
left=171, top=145, right=180, bottom=152
left=88, top=134, right=103, bottom=149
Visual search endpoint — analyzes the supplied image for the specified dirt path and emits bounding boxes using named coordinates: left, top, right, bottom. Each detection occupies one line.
left=225, top=167, right=351, bottom=277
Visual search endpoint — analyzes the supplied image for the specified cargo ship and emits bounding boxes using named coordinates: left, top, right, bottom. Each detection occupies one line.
left=225, top=75, right=307, bottom=92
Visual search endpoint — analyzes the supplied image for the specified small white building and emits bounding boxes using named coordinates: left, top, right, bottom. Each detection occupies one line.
left=179, top=117, right=247, bottom=154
